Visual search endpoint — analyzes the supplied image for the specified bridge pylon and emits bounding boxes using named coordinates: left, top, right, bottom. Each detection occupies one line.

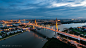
left=18, top=19, right=21, bottom=23
left=56, top=18, right=58, bottom=31
left=35, top=19, right=37, bottom=25
left=11, top=19, right=13, bottom=22
left=29, top=21, right=30, bottom=23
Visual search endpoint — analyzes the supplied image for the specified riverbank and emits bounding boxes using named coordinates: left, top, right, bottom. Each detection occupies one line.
left=42, top=37, right=76, bottom=48
left=0, top=30, right=26, bottom=41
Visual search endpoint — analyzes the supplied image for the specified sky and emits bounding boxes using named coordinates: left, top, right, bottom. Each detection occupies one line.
left=0, top=0, right=86, bottom=20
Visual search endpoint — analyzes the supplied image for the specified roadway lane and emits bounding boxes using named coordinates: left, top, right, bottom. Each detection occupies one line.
left=0, top=31, right=47, bottom=48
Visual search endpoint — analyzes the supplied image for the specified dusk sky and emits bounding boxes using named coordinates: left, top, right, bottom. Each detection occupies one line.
left=0, top=0, right=86, bottom=20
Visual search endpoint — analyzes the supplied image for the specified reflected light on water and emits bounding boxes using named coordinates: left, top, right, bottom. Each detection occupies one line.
left=44, top=28, right=45, bottom=31
left=33, top=32, right=43, bottom=39
left=27, top=30, right=30, bottom=32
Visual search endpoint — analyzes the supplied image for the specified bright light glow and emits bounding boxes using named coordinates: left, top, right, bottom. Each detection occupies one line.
left=58, top=20, right=60, bottom=21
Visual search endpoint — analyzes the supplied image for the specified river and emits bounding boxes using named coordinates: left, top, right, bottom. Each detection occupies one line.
left=0, top=23, right=86, bottom=48
left=49, top=23, right=86, bottom=31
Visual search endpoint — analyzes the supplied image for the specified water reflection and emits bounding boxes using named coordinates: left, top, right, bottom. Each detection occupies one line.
left=33, top=33, right=43, bottom=39
left=26, top=29, right=43, bottom=39
left=27, top=30, right=30, bottom=32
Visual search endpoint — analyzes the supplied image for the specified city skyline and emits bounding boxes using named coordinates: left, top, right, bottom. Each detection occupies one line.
left=0, top=0, right=86, bottom=19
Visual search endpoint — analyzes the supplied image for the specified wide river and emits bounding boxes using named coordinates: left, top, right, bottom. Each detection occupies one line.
left=0, top=23, right=86, bottom=48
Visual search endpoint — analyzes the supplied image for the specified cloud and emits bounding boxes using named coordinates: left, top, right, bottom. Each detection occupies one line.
left=0, top=0, right=86, bottom=19
left=48, top=0, right=86, bottom=8
left=1, top=0, right=86, bottom=10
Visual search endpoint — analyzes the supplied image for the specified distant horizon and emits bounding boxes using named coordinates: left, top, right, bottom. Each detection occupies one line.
left=0, top=18, right=86, bottom=20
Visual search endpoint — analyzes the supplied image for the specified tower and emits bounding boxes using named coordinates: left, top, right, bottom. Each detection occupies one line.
left=35, top=19, right=37, bottom=25
left=29, top=21, right=30, bottom=23
left=18, top=19, right=21, bottom=23
left=11, top=19, right=13, bottom=22
left=56, top=18, right=58, bottom=31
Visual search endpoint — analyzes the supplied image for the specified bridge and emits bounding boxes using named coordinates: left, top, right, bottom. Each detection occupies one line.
left=21, top=18, right=86, bottom=47
left=2, top=19, right=86, bottom=47
left=22, top=19, right=86, bottom=42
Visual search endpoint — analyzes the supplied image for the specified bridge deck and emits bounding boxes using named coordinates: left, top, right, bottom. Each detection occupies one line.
left=24, top=23, right=86, bottom=42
